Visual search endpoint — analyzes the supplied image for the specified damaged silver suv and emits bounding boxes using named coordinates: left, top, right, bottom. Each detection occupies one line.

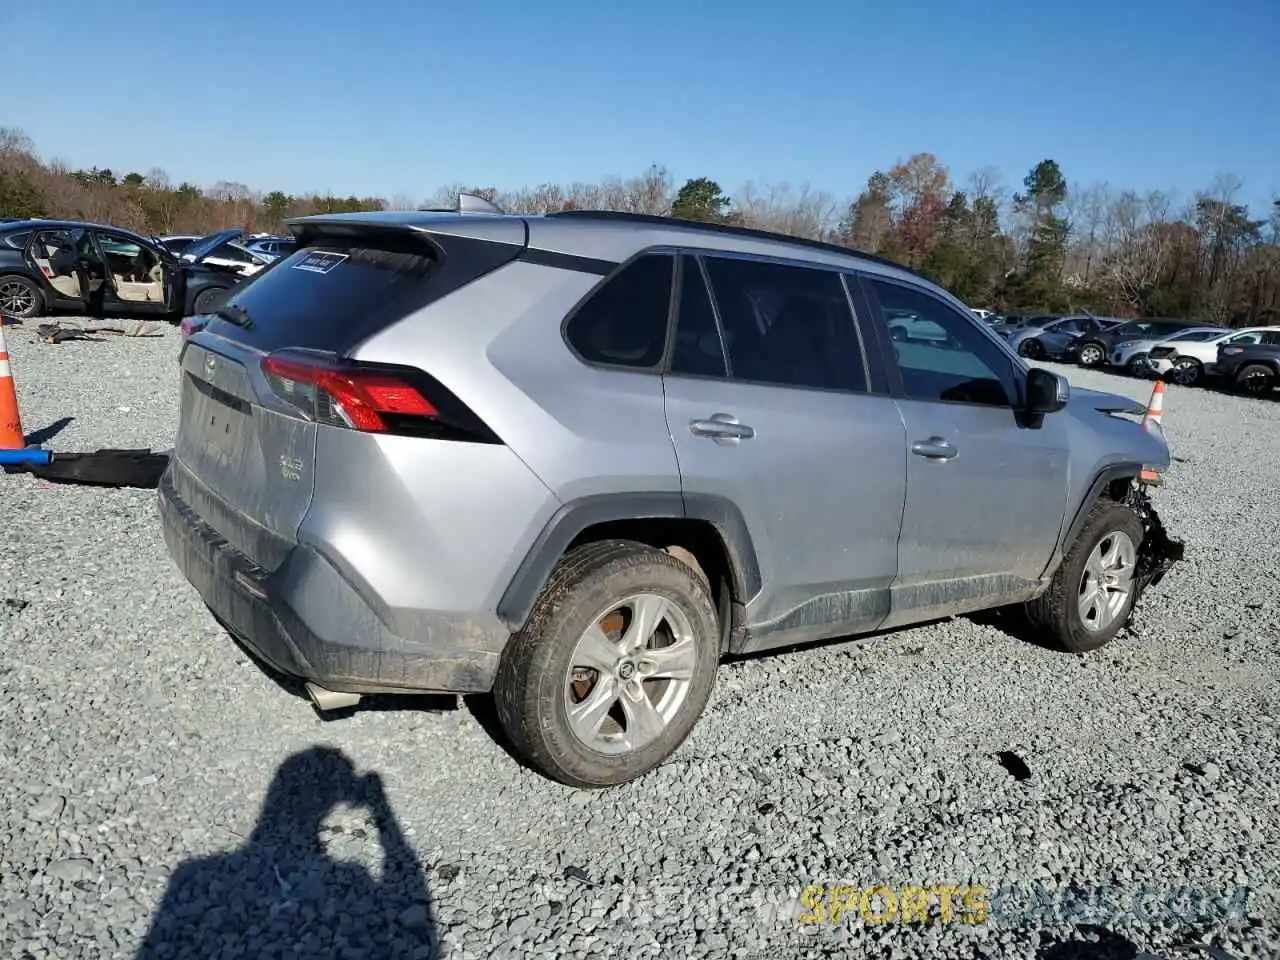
left=159, top=200, right=1184, bottom=787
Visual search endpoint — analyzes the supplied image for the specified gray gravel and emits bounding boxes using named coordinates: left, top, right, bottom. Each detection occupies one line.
left=1, top=323, right=1277, bottom=960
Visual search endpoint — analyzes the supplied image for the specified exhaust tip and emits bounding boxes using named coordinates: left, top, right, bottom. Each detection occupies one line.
left=304, top=681, right=362, bottom=712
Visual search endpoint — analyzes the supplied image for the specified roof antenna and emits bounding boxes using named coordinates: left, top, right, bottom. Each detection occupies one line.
left=457, top=193, right=504, bottom=215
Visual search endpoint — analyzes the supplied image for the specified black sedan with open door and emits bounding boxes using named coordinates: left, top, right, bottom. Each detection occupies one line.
left=0, top=220, right=248, bottom=321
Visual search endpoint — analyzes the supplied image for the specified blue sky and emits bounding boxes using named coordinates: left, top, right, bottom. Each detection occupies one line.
left=4, top=0, right=1276, bottom=216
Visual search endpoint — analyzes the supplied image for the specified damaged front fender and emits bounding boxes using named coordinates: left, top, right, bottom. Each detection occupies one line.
left=1128, top=483, right=1185, bottom=598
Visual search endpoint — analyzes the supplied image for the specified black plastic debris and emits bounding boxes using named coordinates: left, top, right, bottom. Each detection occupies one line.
left=3, top=448, right=170, bottom=488
left=996, top=750, right=1032, bottom=782
left=562, top=865, right=596, bottom=887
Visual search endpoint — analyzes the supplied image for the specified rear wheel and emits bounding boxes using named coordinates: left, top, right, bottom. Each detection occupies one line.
left=494, top=540, right=720, bottom=787
left=1026, top=501, right=1144, bottom=653
left=0, top=275, right=44, bottom=319
left=1233, top=363, right=1276, bottom=397
left=1077, top=342, right=1104, bottom=367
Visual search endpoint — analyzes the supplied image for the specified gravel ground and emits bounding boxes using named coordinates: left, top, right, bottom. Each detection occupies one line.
left=0, top=323, right=1277, bottom=960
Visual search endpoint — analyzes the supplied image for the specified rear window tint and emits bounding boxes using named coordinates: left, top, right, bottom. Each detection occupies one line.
left=204, top=232, right=519, bottom=355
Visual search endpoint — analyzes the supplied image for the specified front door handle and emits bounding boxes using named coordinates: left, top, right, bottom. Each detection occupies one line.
left=911, top=436, right=958, bottom=460
left=689, top=413, right=755, bottom=444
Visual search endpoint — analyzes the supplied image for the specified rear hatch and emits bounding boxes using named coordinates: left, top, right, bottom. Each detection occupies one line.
left=171, top=215, right=527, bottom=571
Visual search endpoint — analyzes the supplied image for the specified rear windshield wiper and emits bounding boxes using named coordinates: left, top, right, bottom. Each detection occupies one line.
left=213, top=303, right=254, bottom=330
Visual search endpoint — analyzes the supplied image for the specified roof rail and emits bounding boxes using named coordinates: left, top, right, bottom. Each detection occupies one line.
left=544, top=209, right=931, bottom=282
left=416, top=192, right=506, bottom=216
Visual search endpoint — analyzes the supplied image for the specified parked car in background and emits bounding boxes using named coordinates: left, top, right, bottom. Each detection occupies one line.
left=991, top=313, right=1053, bottom=336
left=1005, top=314, right=1121, bottom=361
left=161, top=201, right=1183, bottom=787
left=1107, top=326, right=1229, bottom=377
left=1148, top=326, right=1280, bottom=386
left=244, top=235, right=298, bottom=261
left=0, top=219, right=246, bottom=320
left=1214, top=333, right=1280, bottom=396
left=885, top=308, right=955, bottom=346
left=179, top=229, right=272, bottom=277
left=1071, top=318, right=1216, bottom=370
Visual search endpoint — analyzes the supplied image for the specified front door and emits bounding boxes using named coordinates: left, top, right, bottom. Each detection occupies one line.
left=662, top=253, right=908, bottom=650
left=92, top=231, right=169, bottom=312
left=859, top=274, right=1070, bottom=627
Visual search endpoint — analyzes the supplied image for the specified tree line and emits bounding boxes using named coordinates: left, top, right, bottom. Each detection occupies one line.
left=1, top=127, right=1276, bottom=325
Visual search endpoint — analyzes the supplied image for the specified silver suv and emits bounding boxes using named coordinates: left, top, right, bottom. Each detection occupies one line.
left=158, top=201, right=1184, bottom=787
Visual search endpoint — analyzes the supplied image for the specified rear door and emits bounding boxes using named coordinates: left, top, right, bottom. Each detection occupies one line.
left=25, top=228, right=88, bottom=307
left=662, top=252, right=907, bottom=648
left=858, top=273, right=1070, bottom=626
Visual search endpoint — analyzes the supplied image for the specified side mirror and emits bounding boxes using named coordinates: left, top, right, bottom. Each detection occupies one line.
left=1026, top=367, right=1070, bottom=414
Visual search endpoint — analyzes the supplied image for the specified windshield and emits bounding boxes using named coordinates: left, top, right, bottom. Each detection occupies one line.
left=1168, top=329, right=1223, bottom=342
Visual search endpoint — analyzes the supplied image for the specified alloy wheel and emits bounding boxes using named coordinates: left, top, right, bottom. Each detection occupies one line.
left=1078, top=532, right=1137, bottom=633
left=0, top=279, right=36, bottom=317
left=564, top=594, right=698, bottom=755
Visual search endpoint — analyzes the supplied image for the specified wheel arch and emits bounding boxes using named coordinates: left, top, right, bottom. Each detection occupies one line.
left=1042, top=462, right=1142, bottom=581
left=495, top=492, right=762, bottom=637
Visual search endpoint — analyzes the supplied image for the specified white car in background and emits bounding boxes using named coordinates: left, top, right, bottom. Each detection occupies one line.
left=1109, top=325, right=1229, bottom=377
left=177, top=229, right=271, bottom=277
left=1147, top=325, right=1280, bottom=385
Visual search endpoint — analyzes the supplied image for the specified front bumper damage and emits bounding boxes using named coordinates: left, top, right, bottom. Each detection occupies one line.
left=1127, top=481, right=1185, bottom=599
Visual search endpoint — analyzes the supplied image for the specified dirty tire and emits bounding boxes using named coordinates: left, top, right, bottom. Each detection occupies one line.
left=191, top=287, right=228, bottom=316
left=0, top=274, right=44, bottom=319
left=494, top=539, right=720, bottom=788
left=1026, top=501, right=1145, bottom=653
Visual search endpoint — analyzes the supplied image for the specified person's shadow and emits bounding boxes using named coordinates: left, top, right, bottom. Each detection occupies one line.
left=135, top=746, right=437, bottom=959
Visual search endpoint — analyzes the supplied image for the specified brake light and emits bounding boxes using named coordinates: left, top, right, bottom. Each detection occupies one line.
left=261, top=353, right=438, bottom=433
left=179, top=315, right=208, bottom=339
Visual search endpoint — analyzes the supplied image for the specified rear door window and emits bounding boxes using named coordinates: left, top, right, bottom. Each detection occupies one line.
left=700, top=255, right=867, bottom=392
left=669, top=255, right=727, bottom=379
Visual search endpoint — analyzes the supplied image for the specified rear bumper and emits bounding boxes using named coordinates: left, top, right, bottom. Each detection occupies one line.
left=157, top=468, right=503, bottom=695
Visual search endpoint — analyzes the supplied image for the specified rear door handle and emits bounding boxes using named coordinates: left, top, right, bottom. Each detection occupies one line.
left=911, top=437, right=958, bottom=460
left=689, top=413, right=755, bottom=443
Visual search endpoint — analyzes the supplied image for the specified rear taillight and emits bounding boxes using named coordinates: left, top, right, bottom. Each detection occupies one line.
left=260, top=351, right=498, bottom=443
left=179, top=315, right=208, bottom=339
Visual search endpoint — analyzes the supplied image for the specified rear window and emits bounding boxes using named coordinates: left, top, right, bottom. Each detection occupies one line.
left=204, top=231, right=521, bottom=355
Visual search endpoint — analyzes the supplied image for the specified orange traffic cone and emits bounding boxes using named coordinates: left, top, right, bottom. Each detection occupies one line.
left=1143, top=380, right=1165, bottom=428
left=0, top=320, right=26, bottom=449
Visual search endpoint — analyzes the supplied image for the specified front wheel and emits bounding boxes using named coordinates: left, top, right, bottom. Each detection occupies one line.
left=494, top=540, right=720, bottom=787
left=1233, top=363, right=1276, bottom=397
left=1077, top=342, right=1104, bottom=367
left=1025, top=501, right=1144, bottom=653
left=191, top=286, right=228, bottom=316
left=1126, top=354, right=1150, bottom=377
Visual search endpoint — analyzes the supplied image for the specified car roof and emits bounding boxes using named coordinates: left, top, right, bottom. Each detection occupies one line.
left=0, top=218, right=155, bottom=245
left=287, top=208, right=949, bottom=299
